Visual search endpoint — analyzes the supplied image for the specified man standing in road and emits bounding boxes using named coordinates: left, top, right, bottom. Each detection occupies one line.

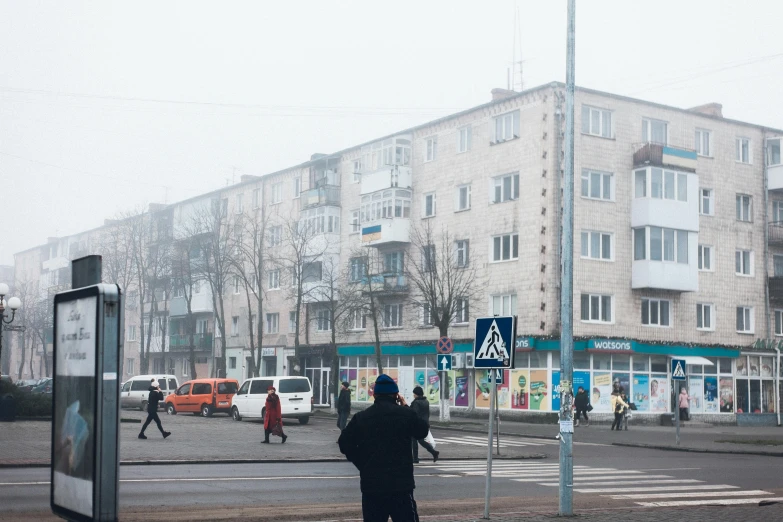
left=337, top=381, right=351, bottom=430
left=338, top=374, right=429, bottom=522
left=138, top=379, right=171, bottom=440
left=410, top=386, right=439, bottom=463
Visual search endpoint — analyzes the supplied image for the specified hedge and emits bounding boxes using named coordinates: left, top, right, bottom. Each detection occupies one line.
left=0, top=381, right=52, bottom=418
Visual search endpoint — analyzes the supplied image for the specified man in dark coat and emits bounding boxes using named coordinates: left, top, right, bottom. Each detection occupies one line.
left=338, top=374, right=429, bottom=522
left=574, top=385, right=590, bottom=427
left=410, top=386, right=439, bottom=463
left=138, top=379, right=171, bottom=439
left=337, top=381, right=351, bottom=430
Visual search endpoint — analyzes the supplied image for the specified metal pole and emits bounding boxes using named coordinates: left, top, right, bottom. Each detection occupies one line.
left=675, top=379, right=680, bottom=445
left=495, top=380, right=500, bottom=455
left=483, top=376, right=496, bottom=520
left=559, top=0, right=576, bottom=516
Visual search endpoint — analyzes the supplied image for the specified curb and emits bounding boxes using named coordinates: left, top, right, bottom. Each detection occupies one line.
left=612, top=442, right=783, bottom=457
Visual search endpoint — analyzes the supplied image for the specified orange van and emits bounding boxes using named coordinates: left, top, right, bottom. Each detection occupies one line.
left=164, top=378, right=239, bottom=417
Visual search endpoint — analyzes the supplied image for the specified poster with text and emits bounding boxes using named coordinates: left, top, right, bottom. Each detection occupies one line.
left=454, top=371, right=469, bottom=407
left=528, top=370, right=548, bottom=411
left=650, top=374, right=668, bottom=412
left=367, top=369, right=378, bottom=401
left=510, top=369, right=529, bottom=410
left=593, top=373, right=612, bottom=412
left=415, top=370, right=427, bottom=390
left=703, top=376, right=719, bottom=413
left=613, top=373, right=630, bottom=397
left=719, top=377, right=734, bottom=412
left=552, top=371, right=560, bottom=411
left=349, top=369, right=358, bottom=401
left=632, top=374, right=650, bottom=412
left=573, top=371, right=591, bottom=405
left=497, top=370, right=511, bottom=409
left=475, top=371, right=491, bottom=408
left=357, top=369, right=368, bottom=402
left=427, top=371, right=440, bottom=403
left=688, top=376, right=704, bottom=413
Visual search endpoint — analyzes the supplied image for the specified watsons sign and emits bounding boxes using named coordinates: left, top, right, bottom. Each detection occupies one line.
left=515, top=337, right=533, bottom=350
left=589, top=339, right=634, bottom=352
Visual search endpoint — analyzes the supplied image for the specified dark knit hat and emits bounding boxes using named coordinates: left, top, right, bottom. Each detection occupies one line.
left=342, top=381, right=350, bottom=388
left=373, top=374, right=399, bottom=395
left=412, top=386, right=424, bottom=397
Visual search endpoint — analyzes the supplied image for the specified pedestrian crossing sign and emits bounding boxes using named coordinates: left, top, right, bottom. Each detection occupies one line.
left=671, top=358, right=686, bottom=380
left=473, top=316, right=515, bottom=369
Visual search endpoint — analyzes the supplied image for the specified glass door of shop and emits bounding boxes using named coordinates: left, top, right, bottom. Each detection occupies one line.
left=307, top=369, right=331, bottom=406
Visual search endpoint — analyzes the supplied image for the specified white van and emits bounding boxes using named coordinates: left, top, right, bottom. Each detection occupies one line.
left=231, top=376, right=313, bottom=424
left=120, top=374, right=179, bottom=410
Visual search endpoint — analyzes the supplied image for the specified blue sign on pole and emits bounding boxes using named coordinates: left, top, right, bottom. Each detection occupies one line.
left=486, top=369, right=504, bottom=385
left=437, top=354, right=452, bottom=371
left=671, top=359, right=687, bottom=380
left=473, top=316, right=515, bottom=369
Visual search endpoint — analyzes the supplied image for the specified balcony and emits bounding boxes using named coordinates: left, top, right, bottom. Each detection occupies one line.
left=301, top=185, right=340, bottom=209
left=361, top=219, right=410, bottom=246
left=633, top=143, right=697, bottom=173
left=632, top=258, right=698, bottom=292
left=170, top=293, right=214, bottom=316
left=169, top=333, right=213, bottom=352
left=769, top=164, right=783, bottom=191
left=360, top=165, right=412, bottom=195
left=770, top=222, right=783, bottom=246
left=770, top=277, right=783, bottom=302
left=631, top=167, right=699, bottom=232
left=361, top=274, right=409, bottom=296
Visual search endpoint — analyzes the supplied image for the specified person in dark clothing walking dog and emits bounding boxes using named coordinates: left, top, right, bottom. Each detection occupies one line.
left=410, top=386, right=439, bottom=463
left=338, top=374, right=429, bottom=522
left=337, top=381, right=351, bottom=430
left=139, top=379, right=171, bottom=439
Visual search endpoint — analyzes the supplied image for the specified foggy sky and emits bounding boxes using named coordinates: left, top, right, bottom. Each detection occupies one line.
left=2, top=0, right=782, bottom=267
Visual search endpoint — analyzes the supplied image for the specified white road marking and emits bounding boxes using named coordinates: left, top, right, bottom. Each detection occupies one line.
left=575, top=484, right=739, bottom=494
left=608, top=490, right=772, bottom=500
left=636, top=497, right=783, bottom=507
left=538, top=479, right=701, bottom=487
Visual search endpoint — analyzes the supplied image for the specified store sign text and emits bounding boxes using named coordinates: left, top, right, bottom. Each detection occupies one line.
left=591, top=340, right=633, bottom=352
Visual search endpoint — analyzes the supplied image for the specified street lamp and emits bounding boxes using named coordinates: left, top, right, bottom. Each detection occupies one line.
left=0, top=283, right=22, bottom=372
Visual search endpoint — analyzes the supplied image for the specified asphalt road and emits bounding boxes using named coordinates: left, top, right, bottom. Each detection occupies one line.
left=3, top=443, right=783, bottom=521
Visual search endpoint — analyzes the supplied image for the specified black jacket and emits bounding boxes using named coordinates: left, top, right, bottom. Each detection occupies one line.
left=574, top=390, right=589, bottom=409
left=147, top=386, right=164, bottom=413
left=337, top=395, right=429, bottom=493
left=337, top=388, right=351, bottom=413
left=410, top=396, right=430, bottom=423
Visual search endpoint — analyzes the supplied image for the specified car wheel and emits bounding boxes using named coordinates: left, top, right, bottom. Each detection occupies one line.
left=201, top=404, right=213, bottom=417
left=232, top=407, right=242, bottom=421
left=140, top=400, right=148, bottom=412
left=167, top=404, right=177, bottom=415
left=298, top=416, right=310, bottom=425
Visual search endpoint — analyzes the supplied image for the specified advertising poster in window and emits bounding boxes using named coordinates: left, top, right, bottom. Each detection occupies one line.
left=704, top=376, right=719, bottom=413
left=497, top=370, right=510, bottom=409
left=528, top=369, right=548, bottom=411
left=426, top=371, right=440, bottom=403
left=688, top=376, right=704, bottom=413
left=574, top=371, right=591, bottom=407
left=632, top=374, right=649, bottom=412
left=552, top=371, right=560, bottom=411
left=475, top=372, right=491, bottom=408
left=349, top=369, right=358, bottom=401
left=357, top=369, right=368, bottom=402
left=53, top=296, right=97, bottom=518
left=510, top=369, right=529, bottom=410
left=613, top=373, right=630, bottom=397
left=650, top=374, right=668, bottom=412
left=415, top=369, right=427, bottom=394
left=719, top=377, right=734, bottom=412
left=454, top=371, right=469, bottom=407
left=593, top=373, right=612, bottom=412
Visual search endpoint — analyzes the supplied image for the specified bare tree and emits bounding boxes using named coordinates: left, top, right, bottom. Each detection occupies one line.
left=170, top=235, right=201, bottom=379
left=406, top=221, right=483, bottom=421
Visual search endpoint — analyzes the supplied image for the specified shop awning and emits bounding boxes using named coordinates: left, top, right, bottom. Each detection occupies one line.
left=670, top=355, right=714, bottom=366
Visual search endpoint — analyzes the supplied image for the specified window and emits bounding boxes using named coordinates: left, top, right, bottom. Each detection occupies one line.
left=127, top=325, right=136, bottom=341
left=698, top=245, right=713, bottom=271
left=268, top=226, right=282, bottom=247
left=580, top=231, right=613, bottom=261
left=736, top=195, right=752, bottom=222
left=422, top=244, right=436, bottom=272
left=126, top=358, right=135, bottom=375
left=636, top=226, right=688, bottom=263
left=492, top=233, right=519, bottom=262
left=383, top=304, right=403, bottom=328
left=350, top=257, right=367, bottom=282
left=581, top=105, right=612, bottom=138
left=253, top=188, right=260, bottom=209
left=773, top=201, right=783, bottom=223
left=455, top=240, right=469, bottom=267
left=493, top=110, right=520, bottom=142
left=641, top=298, right=670, bottom=327
left=353, top=159, right=362, bottom=182
left=425, top=136, right=437, bottom=162
left=350, top=209, right=360, bottom=233
left=456, top=184, right=471, bottom=211
left=220, top=198, right=228, bottom=218
left=695, top=129, right=712, bottom=157
left=633, top=228, right=646, bottom=261
left=454, top=298, right=469, bottom=324
left=268, top=269, right=280, bottom=289
left=266, top=313, right=279, bottom=334
left=768, top=138, right=782, bottom=166
left=735, top=249, right=754, bottom=276
left=491, top=294, right=517, bottom=316
left=775, top=255, right=783, bottom=277
left=292, top=177, right=301, bottom=199
left=736, top=306, right=754, bottom=333
left=302, top=261, right=323, bottom=283
left=234, top=276, right=241, bottom=294
left=420, top=303, right=436, bottom=326
left=458, top=126, right=472, bottom=153
left=736, top=137, right=751, bottom=164
left=580, top=294, right=613, bottom=323
left=775, top=310, right=783, bottom=336
left=231, top=316, right=239, bottom=336
left=700, top=189, right=714, bottom=216
left=492, top=172, right=520, bottom=203
left=423, top=192, right=436, bottom=217
left=580, top=170, right=613, bottom=201
left=384, top=251, right=404, bottom=274
left=697, top=304, right=714, bottom=331
left=235, top=193, right=243, bottom=214
left=316, top=309, right=332, bottom=331
left=642, top=118, right=668, bottom=144
left=289, top=311, right=297, bottom=333
left=229, top=357, right=237, bottom=370
left=272, top=183, right=282, bottom=204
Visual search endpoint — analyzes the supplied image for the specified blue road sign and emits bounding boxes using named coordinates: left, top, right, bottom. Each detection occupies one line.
left=486, top=369, right=504, bottom=385
left=671, top=358, right=687, bottom=380
left=474, top=316, right=515, bottom=368
left=437, top=354, right=452, bottom=371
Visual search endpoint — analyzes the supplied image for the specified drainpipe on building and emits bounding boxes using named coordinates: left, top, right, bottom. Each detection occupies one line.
left=775, top=345, right=781, bottom=427
left=763, top=130, right=779, bottom=426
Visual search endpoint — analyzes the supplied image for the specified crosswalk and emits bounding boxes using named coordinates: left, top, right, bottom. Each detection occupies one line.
left=433, top=435, right=559, bottom=448
left=417, top=460, right=783, bottom=507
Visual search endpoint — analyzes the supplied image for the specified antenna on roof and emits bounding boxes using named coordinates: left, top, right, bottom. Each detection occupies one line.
left=511, top=1, right=524, bottom=91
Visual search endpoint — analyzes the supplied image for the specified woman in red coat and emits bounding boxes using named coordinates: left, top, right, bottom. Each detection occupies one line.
left=262, top=386, right=287, bottom=444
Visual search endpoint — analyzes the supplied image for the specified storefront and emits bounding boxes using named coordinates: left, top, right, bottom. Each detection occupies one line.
left=300, top=344, right=336, bottom=406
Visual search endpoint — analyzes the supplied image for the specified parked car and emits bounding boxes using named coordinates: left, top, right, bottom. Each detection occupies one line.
left=30, top=378, right=53, bottom=394
left=165, top=378, right=239, bottom=417
left=15, top=379, right=39, bottom=392
left=0, top=375, right=12, bottom=385
left=231, top=376, right=313, bottom=424
left=120, top=374, right=178, bottom=411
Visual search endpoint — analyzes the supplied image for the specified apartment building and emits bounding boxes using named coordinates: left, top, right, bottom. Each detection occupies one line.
left=8, top=82, right=783, bottom=423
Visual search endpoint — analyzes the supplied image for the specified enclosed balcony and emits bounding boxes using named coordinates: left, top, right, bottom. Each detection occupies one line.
left=770, top=277, right=783, bottom=302
left=360, top=165, right=412, bottom=195
left=361, top=274, right=409, bottom=296
left=301, top=185, right=340, bottom=209
left=361, top=219, right=410, bottom=247
left=631, top=166, right=699, bottom=232
left=633, top=142, right=698, bottom=172
left=770, top=222, right=783, bottom=246
left=631, top=227, right=698, bottom=292
left=169, top=333, right=213, bottom=352
left=767, top=138, right=783, bottom=191
left=359, top=135, right=412, bottom=195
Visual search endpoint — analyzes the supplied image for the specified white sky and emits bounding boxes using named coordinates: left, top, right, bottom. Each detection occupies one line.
left=2, top=0, right=782, bottom=266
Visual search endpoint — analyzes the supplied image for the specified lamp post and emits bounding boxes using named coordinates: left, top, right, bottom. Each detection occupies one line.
left=0, top=283, right=22, bottom=372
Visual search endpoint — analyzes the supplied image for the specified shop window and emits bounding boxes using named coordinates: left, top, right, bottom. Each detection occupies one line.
left=592, top=354, right=611, bottom=370
left=574, top=352, right=590, bottom=369
left=515, top=353, right=529, bottom=368
left=719, top=358, right=732, bottom=374
left=552, top=353, right=560, bottom=369
left=612, top=355, right=630, bottom=371
left=632, top=356, right=649, bottom=372
left=529, top=352, right=546, bottom=368
left=650, top=356, right=668, bottom=373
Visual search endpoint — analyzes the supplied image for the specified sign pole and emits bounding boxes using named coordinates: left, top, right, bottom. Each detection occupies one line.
left=675, top=377, right=680, bottom=445
left=483, top=377, right=496, bottom=520
left=495, top=380, right=500, bottom=456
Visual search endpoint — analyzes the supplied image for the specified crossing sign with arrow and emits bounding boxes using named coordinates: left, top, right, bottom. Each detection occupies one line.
left=473, top=316, right=515, bottom=369
left=437, top=354, right=452, bottom=371
left=671, top=358, right=686, bottom=380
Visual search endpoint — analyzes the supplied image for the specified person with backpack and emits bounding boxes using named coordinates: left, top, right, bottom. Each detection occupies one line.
left=610, top=388, right=628, bottom=431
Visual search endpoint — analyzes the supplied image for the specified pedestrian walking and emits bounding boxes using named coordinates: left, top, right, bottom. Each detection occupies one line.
left=679, top=387, right=691, bottom=421
left=610, top=388, right=628, bottom=431
left=337, top=381, right=351, bottom=431
left=262, top=386, right=287, bottom=444
left=620, top=390, right=630, bottom=431
left=409, top=386, right=439, bottom=463
left=574, top=386, right=590, bottom=427
left=338, top=374, right=429, bottom=522
left=138, top=379, right=171, bottom=440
